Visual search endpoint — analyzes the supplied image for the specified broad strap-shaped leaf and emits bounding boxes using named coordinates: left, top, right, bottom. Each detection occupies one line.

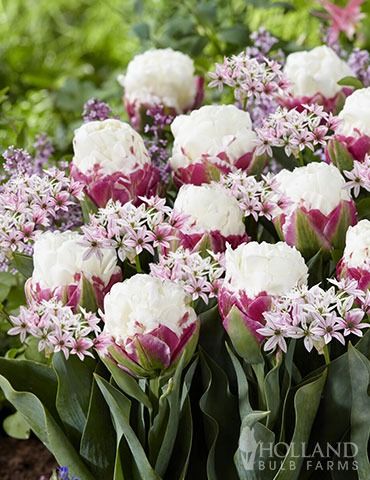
left=0, top=375, right=94, bottom=479
left=348, top=344, right=370, bottom=480
left=264, top=356, right=282, bottom=430
left=102, top=355, right=152, bottom=410
left=226, top=343, right=252, bottom=420
left=95, top=374, right=160, bottom=480
left=11, top=252, right=34, bottom=278
left=199, top=349, right=239, bottom=480
left=80, top=363, right=116, bottom=479
left=273, top=371, right=327, bottom=479
left=234, top=411, right=274, bottom=480
left=52, top=352, right=96, bottom=448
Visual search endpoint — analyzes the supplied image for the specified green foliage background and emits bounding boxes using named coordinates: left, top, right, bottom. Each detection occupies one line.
left=1, top=0, right=370, bottom=156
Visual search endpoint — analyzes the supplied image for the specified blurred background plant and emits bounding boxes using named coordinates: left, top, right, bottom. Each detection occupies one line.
left=1, top=0, right=369, bottom=158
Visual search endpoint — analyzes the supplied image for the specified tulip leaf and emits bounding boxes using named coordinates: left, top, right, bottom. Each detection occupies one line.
left=79, top=275, right=98, bottom=312
left=53, top=352, right=96, bottom=448
left=80, top=363, right=116, bottom=479
left=327, top=138, right=354, bottom=172
left=348, top=344, right=370, bottom=479
left=11, top=252, right=34, bottom=278
left=226, top=306, right=264, bottom=364
left=264, top=356, right=282, bottom=430
left=337, top=76, right=364, bottom=90
left=226, top=342, right=252, bottom=419
left=273, top=371, right=326, bottom=479
left=0, top=368, right=94, bottom=480
left=95, top=374, right=160, bottom=480
left=199, top=349, right=239, bottom=480
left=80, top=195, right=98, bottom=223
left=3, top=411, right=31, bottom=439
left=356, top=197, right=370, bottom=220
left=102, top=355, right=152, bottom=410
left=234, top=411, right=274, bottom=480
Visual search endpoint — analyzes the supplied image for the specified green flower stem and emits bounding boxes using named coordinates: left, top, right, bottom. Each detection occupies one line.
left=135, top=255, right=142, bottom=273
left=252, top=362, right=267, bottom=411
left=323, top=344, right=331, bottom=366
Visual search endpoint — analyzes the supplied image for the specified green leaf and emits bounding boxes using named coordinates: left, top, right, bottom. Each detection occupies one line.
left=80, top=363, right=116, bottom=480
left=95, top=374, right=160, bottom=480
left=199, top=349, right=239, bottom=480
left=0, top=365, right=94, bottom=479
left=11, top=252, right=34, bottom=279
left=3, top=411, right=31, bottom=439
left=274, top=371, right=326, bottom=479
left=326, top=138, right=354, bottom=172
left=132, top=22, right=150, bottom=40
left=153, top=355, right=186, bottom=476
left=226, top=306, right=264, bottom=364
left=102, top=355, right=152, bottom=410
left=264, top=356, right=282, bottom=430
left=80, top=196, right=98, bottom=223
left=234, top=411, right=274, bottom=480
left=53, top=353, right=96, bottom=448
left=348, top=344, right=370, bottom=480
left=337, top=76, right=364, bottom=90
left=356, top=197, right=370, bottom=220
left=79, top=275, right=98, bottom=312
left=226, top=343, right=252, bottom=420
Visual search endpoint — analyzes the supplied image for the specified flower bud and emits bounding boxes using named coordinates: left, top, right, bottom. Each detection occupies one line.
left=71, top=119, right=160, bottom=207
left=103, top=274, right=199, bottom=377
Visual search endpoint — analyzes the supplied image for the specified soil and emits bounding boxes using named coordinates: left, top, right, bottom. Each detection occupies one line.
left=0, top=435, right=57, bottom=480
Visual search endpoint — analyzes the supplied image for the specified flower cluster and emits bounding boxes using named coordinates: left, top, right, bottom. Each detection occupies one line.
left=34, top=133, right=54, bottom=170
left=220, top=170, right=284, bottom=221
left=246, top=28, right=279, bottom=60
left=255, top=104, right=339, bottom=158
left=344, top=155, right=370, bottom=196
left=348, top=48, right=370, bottom=87
left=258, top=280, right=369, bottom=353
left=143, top=104, right=174, bottom=181
left=8, top=298, right=106, bottom=360
left=150, top=247, right=224, bottom=304
left=2, top=146, right=35, bottom=178
left=82, top=98, right=113, bottom=122
left=208, top=52, right=290, bottom=108
left=81, top=196, right=187, bottom=264
left=0, top=169, right=84, bottom=270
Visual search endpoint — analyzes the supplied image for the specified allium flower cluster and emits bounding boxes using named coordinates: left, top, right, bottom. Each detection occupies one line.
left=143, top=104, right=174, bottom=181
left=82, top=98, right=113, bottom=122
left=255, top=104, right=339, bottom=158
left=81, top=196, right=187, bottom=264
left=344, top=155, right=370, bottom=197
left=220, top=170, right=285, bottom=221
left=150, top=247, right=224, bottom=304
left=257, top=281, right=369, bottom=354
left=208, top=52, right=290, bottom=108
left=8, top=298, right=105, bottom=360
left=347, top=48, right=370, bottom=87
left=0, top=169, right=84, bottom=270
left=2, top=146, right=35, bottom=177
left=34, top=133, right=54, bottom=170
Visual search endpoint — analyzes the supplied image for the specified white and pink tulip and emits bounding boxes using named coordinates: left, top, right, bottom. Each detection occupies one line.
left=173, top=183, right=248, bottom=253
left=273, top=162, right=357, bottom=258
left=283, top=46, right=354, bottom=112
left=169, top=105, right=262, bottom=186
left=71, top=119, right=160, bottom=207
left=102, top=274, right=199, bottom=377
left=219, top=242, right=308, bottom=354
left=119, top=48, right=203, bottom=130
left=337, top=220, right=370, bottom=290
left=26, top=231, right=121, bottom=310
